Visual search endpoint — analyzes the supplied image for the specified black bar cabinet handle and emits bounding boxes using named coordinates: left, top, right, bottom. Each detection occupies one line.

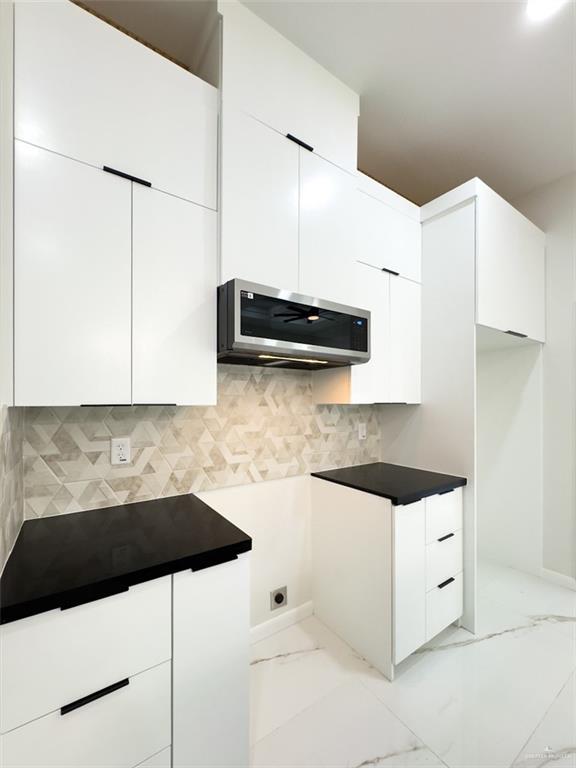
left=61, top=678, right=129, bottom=715
left=438, top=577, right=455, bottom=590
left=286, top=133, right=314, bottom=152
left=437, top=532, right=455, bottom=543
left=381, top=267, right=400, bottom=276
left=103, top=165, right=152, bottom=188
left=505, top=330, right=528, bottom=338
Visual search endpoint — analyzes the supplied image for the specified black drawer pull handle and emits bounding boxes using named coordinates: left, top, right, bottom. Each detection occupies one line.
left=286, top=133, right=314, bottom=152
left=437, top=533, right=455, bottom=543
left=191, top=550, right=238, bottom=573
left=505, top=330, right=528, bottom=338
left=438, top=577, right=455, bottom=590
left=103, top=165, right=152, bottom=188
left=61, top=678, right=129, bottom=715
left=381, top=267, right=400, bottom=276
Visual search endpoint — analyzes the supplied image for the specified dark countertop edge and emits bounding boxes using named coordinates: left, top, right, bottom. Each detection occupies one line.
left=311, top=472, right=467, bottom=506
left=0, top=539, right=252, bottom=626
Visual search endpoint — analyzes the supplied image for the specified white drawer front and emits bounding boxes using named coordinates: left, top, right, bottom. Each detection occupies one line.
left=426, top=530, right=463, bottom=592
left=1, top=576, right=171, bottom=733
left=136, top=747, right=171, bottom=767
left=425, top=488, right=463, bottom=543
left=0, top=661, right=171, bottom=768
left=425, top=572, right=463, bottom=642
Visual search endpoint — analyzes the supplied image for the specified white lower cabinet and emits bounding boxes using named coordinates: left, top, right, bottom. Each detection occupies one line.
left=312, top=478, right=464, bottom=679
left=173, top=554, right=250, bottom=768
left=1, top=663, right=170, bottom=768
left=0, top=559, right=251, bottom=768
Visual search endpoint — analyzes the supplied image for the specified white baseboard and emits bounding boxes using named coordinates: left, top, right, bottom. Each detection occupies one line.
left=540, top=567, right=576, bottom=591
left=250, top=601, right=314, bottom=644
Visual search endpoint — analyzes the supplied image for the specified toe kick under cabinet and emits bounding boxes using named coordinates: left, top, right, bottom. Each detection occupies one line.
left=0, top=555, right=250, bottom=768
left=311, top=478, right=463, bottom=680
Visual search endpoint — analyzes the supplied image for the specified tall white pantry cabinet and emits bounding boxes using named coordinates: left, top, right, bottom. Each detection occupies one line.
left=13, top=1, right=218, bottom=406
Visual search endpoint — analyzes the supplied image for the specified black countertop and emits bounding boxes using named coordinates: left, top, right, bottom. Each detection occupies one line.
left=312, top=462, right=467, bottom=506
left=0, top=494, right=252, bottom=625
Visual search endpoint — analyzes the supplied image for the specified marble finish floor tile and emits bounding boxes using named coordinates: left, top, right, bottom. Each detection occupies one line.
left=250, top=616, right=380, bottom=744
left=513, top=672, right=576, bottom=768
left=251, top=567, right=576, bottom=768
left=252, top=681, right=446, bottom=768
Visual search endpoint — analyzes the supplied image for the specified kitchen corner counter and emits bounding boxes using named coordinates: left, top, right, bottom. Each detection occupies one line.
left=312, top=462, right=467, bottom=506
left=0, top=494, right=252, bottom=625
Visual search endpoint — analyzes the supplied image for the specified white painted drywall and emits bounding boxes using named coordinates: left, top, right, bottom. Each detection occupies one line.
left=197, top=475, right=312, bottom=628
left=380, top=200, right=478, bottom=631
left=476, top=339, right=543, bottom=575
left=514, top=173, right=576, bottom=579
left=0, top=3, right=14, bottom=407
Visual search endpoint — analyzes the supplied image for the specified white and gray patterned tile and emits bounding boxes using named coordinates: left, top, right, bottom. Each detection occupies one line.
left=23, top=366, right=382, bottom=517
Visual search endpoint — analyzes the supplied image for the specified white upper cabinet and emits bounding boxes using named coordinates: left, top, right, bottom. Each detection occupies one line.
left=14, top=141, right=131, bottom=406
left=220, top=109, right=299, bottom=290
left=15, top=1, right=217, bottom=208
left=356, top=173, right=421, bottom=282
left=299, top=151, right=357, bottom=306
left=312, top=266, right=421, bottom=406
left=132, top=186, right=217, bottom=406
left=387, top=276, right=422, bottom=404
left=476, top=184, right=545, bottom=342
left=346, top=264, right=391, bottom=404
left=219, top=0, right=359, bottom=173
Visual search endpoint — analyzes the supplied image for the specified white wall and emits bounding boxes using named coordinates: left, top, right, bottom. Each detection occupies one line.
left=515, top=173, right=576, bottom=580
left=0, top=2, right=13, bottom=407
left=198, top=475, right=312, bottom=628
left=476, top=339, right=543, bottom=574
left=380, top=200, right=478, bottom=630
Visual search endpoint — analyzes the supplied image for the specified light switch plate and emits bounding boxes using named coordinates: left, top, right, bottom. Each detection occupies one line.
left=111, top=436, right=131, bottom=465
left=358, top=423, right=367, bottom=441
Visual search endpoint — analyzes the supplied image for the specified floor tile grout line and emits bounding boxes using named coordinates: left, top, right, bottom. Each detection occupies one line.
left=354, top=676, right=451, bottom=768
left=507, top=666, right=576, bottom=768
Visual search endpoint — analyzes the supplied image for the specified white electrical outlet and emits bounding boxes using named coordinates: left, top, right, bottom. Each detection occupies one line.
left=111, top=436, right=131, bottom=465
left=358, top=423, right=367, bottom=441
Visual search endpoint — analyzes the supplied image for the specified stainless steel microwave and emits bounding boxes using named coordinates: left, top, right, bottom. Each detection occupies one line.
left=217, top=279, right=370, bottom=369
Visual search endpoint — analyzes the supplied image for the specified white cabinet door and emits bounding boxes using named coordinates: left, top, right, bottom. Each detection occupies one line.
left=132, top=186, right=217, bottom=405
left=14, top=141, right=131, bottom=406
left=15, top=1, right=217, bottom=208
left=220, top=110, right=299, bottom=290
left=476, top=186, right=545, bottom=342
left=173, top=554, right=250, bottom=768
left=356, top=190, right=422, bottom=282
left=1, top=662, right=171, bottom=768
left=387, top=277, right=422, bottom=404
left=299, top=151, right=356, bottom=306
left=393, top=501, right=426, bottom=664
left=349, top=263, right=390, bottom=404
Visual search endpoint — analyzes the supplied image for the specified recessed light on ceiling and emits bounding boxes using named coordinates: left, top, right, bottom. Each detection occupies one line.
left=526, top=0, right=568, bottom=22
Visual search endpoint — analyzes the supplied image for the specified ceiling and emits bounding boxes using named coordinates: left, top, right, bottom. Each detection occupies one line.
left=82, top=0, right=575, bottom=206
left=243, top=0, right=575, bottom=205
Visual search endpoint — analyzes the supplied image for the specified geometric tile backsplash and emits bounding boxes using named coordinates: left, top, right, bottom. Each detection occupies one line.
left=0, top=405, right=24, bottom=570
left=24, top=366, right=382, bottom=518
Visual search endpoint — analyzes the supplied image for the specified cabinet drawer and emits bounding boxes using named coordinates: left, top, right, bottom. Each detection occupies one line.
left=425, top=488, right=463, bottom=543
left=425, top=572, right=463, bottom=641
left=0, top=661, right=171, bottom=768
left=426, top=530, right=463, bottom=591
left=1, top=576, right=171, bottom=733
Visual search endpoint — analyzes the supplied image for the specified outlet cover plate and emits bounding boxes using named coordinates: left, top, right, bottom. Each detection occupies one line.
left=111, top=436, right=131, bottom=465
